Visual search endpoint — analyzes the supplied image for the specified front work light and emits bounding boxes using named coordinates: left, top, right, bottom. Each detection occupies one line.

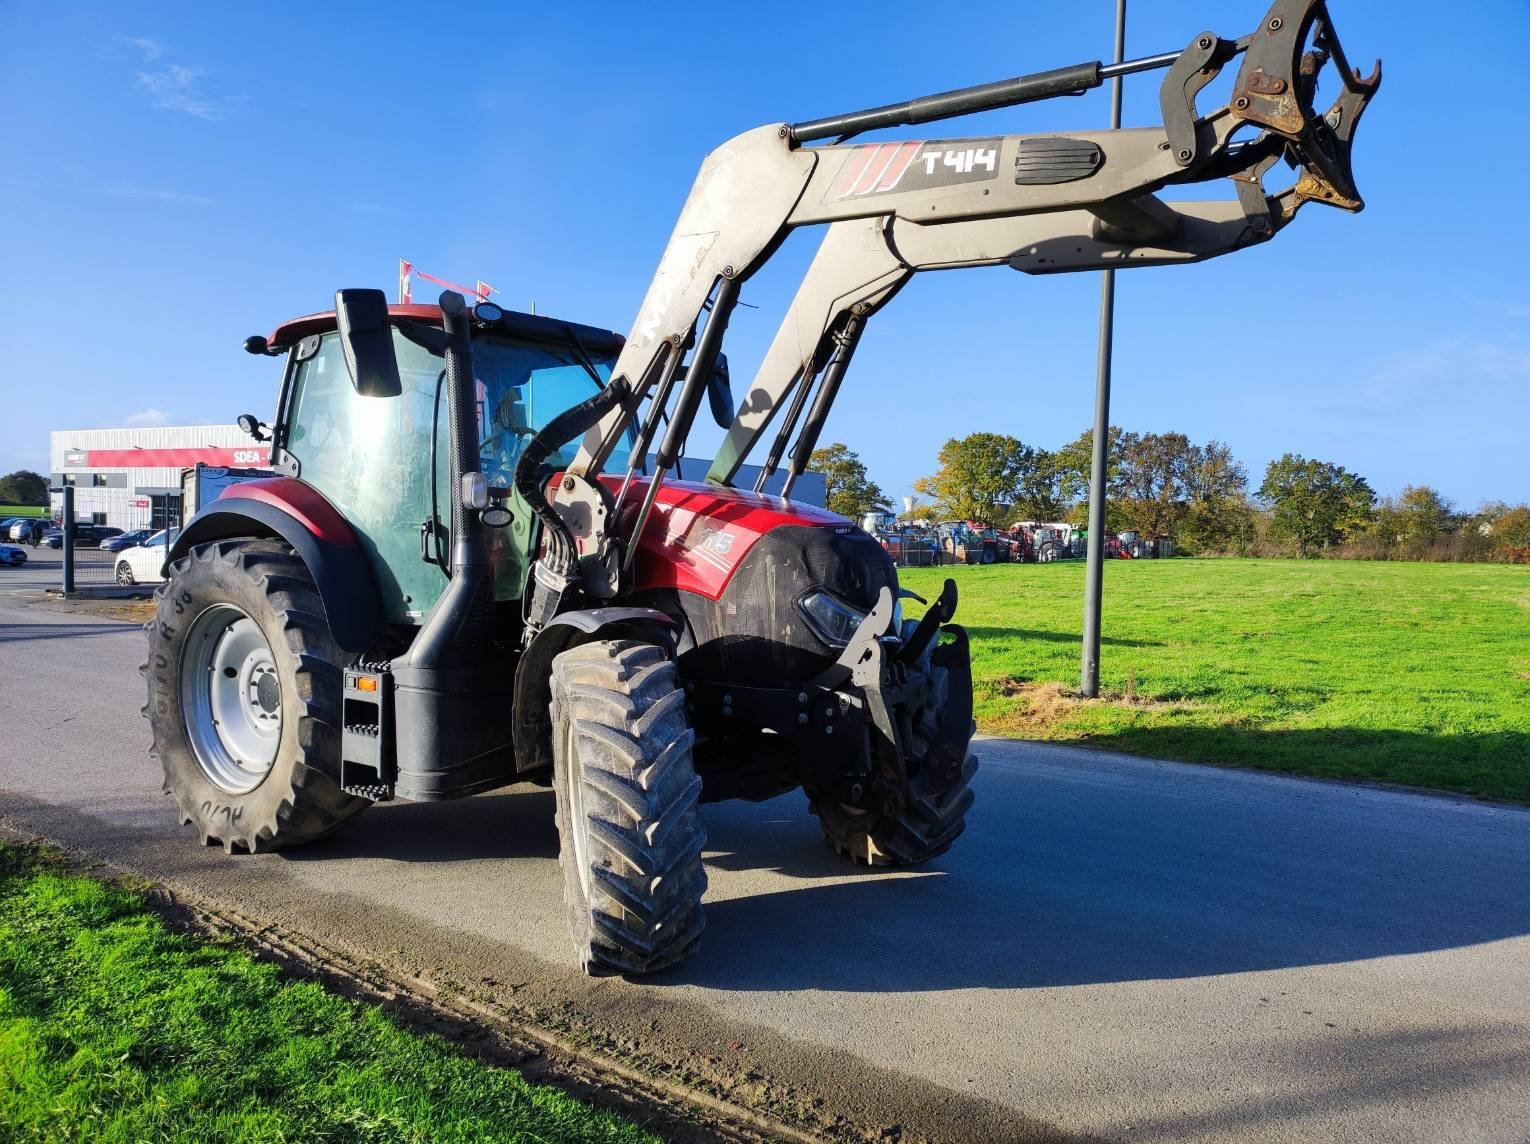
left=796, top=589, right=868, bottom=649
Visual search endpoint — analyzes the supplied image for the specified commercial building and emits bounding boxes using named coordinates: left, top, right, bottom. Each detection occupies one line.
left=50, top=425, right=271, bottom=530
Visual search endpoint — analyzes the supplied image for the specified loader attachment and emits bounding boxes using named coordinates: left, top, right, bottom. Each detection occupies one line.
left=545, top=0, right=1377, bottom=591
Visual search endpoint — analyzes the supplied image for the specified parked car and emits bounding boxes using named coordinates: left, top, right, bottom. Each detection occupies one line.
left=43, top=524, right=123, bottom=549
left=113, top=529, right=180, bottom=585
left=7, top=519, right=48, bottom=544
left=0, top=543, right=28, bottom=567
left=100, top=528, right=155, bottom=553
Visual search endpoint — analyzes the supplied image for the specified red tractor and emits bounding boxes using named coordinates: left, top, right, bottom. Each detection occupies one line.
left=143, top=0, right=1375, bottom=974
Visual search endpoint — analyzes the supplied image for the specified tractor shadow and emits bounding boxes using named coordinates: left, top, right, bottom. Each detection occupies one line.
left=288, top=787, right=562, bottom=864
left=656, top=729, right=1530, bottom=993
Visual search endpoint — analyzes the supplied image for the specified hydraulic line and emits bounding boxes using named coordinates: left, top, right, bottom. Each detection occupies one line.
left=781, top=313, right=865, bottom=498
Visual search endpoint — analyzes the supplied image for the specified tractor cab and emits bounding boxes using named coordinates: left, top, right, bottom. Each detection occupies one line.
left=259, top=303, right=629, bottom=625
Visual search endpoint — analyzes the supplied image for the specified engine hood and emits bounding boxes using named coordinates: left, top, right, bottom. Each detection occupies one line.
left=610, top=476, right=851, bottom=601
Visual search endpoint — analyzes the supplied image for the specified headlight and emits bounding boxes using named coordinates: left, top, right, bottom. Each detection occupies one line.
left=797, top=589, right=868, bottom=649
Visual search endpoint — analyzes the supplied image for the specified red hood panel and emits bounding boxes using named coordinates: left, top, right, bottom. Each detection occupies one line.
left=603, top=477, right=851, bottom=600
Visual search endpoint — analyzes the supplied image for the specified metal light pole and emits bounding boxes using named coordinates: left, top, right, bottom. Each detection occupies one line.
left=1080, top=0, right=1126, bottom=698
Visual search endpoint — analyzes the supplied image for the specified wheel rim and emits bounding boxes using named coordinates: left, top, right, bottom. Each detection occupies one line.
left=562, top=719, right=594, bottom=899
left=180, top=604, right=282, bottom=794
left=116, top=564, right=133, bottom=584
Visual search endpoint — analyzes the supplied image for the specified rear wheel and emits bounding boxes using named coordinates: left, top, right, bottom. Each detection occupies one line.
left=550, top=639, right=707, bottom=976
left=1038, top=542, right=1057, bottom=563
left=143, top=539, right=369, bottom=853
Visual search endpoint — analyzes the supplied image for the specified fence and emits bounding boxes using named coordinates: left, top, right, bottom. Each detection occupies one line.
left=56, top=486, right=180, bottom=593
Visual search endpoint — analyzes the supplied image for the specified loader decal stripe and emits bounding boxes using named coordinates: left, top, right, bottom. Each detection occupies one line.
left=876, top=141, right=923, bottom=190
left=828, top=140, right=927, bottom=202
left=828, top=146, right=880, bottom=201
left=823, top=137, right=1000, bottom=204
left=851, top=143, right=901, bottom=197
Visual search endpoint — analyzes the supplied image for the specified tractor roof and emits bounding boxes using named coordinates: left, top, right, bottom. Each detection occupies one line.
left=267, top=303, right=624, bottom=354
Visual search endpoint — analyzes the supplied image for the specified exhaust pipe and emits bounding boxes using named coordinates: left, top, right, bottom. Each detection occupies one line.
left=405, top=291, right=494, bottom=669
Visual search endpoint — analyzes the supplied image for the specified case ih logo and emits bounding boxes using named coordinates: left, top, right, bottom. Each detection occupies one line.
left=824, top=138, right=1001, bottom=203
left=64, top=448, right=87, bottom=467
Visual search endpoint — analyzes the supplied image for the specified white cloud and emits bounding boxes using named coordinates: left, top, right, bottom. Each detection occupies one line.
left=124, top=409, right=172, bottom=427
left=1309, top=336, right=1530, bottom=427
left=124, top=36, right=164, bottom=61
left=137, top=64, right=237, bottom=120
left=0, top=177, right=213, bottom=207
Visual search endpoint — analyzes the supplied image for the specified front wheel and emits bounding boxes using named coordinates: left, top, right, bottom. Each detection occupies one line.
left=143, top=539, right=369, bottom=853
left=550, top=639, right=707, bottom=976
left=116, top=562, right=136, bottom=585
left=811, top=653, right=977, bottom=867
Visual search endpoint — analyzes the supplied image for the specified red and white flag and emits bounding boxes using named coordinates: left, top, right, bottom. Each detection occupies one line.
left=475, top=280, right=495, bottom=302
left=398, top=259, right=412, bottom=305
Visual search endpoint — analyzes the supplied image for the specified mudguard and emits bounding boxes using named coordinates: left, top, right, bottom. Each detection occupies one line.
left=511, top=606, right=677, bottom=774
left=166, top=478, right=383, bottom=653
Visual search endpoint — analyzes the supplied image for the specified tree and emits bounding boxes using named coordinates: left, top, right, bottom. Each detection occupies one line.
left=1257, top=453, right=1375, bottom=556
left=1485, top=504, right=1530, bottom=548
left=1053, top=426, right=1127, bottom=527
left=1011, top=449, right=1071, bottom=522
left=1375, top=485, right=1455, bottom=555
left=0, top=470, right=48, bottom=506
left=913, top=433, right=1032, bottom=523
left=1179, top=440, right=1251, bottom=552
left=1115, top=431, right=1195, bottom=538
left=807, top=444, right=889, bottom=518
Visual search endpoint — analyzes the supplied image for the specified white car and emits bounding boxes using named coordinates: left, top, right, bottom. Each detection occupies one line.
left=114, top=529, right=179, bottom=586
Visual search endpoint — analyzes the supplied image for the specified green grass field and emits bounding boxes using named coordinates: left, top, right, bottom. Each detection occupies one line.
left=899, top=558, right=1530, bottom=802
left=0, top=841, right=655, bottom=1143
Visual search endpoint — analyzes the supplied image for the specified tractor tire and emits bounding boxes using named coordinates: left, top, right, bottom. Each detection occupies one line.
left=979, top=546, right=997, bottom=565
left=810, top=660, right=977, bottom=866
left=142, top=538, right=369, bottom=854
left=550, top=639, right=707, bottom=976
left=1038, top=542, right=1057, bottom=563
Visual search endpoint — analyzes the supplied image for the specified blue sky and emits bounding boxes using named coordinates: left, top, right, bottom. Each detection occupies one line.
left=3, top=1, right=1526, bottom=508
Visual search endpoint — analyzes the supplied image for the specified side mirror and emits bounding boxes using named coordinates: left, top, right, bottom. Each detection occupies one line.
left=706, top=352, right=733, bottom=428
left=334, top=289, right=403, bottom=397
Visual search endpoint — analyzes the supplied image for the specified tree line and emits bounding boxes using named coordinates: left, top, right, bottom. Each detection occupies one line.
left=807, top=437, right=1530, bottom=564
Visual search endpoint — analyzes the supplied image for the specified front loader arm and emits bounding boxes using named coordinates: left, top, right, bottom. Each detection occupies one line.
left=548, top=0, right=1377, bottom=602
left=705, top=189, right=1290, bottom=488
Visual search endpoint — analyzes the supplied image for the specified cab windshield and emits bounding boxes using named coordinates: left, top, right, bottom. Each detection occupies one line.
left=281, top=329, right=628, bottom=622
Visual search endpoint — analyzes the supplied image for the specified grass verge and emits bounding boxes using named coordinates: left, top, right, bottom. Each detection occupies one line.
left=0, top=840, right=656, bottom=1143
left=900, top=558, right=1530, bottom=801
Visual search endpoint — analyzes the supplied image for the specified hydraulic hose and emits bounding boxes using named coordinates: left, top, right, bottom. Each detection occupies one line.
left=513, top=375, right=630, bottom=576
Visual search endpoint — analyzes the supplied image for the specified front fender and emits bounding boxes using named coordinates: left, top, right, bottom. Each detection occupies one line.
left=510, top=606, right=677, bottom=773
left=168, top=483, right=382, bottom=653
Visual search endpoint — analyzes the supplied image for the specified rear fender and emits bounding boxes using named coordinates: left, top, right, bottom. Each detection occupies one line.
left=510, top=606, right=677, bottom=773
left=167, top=480, right=382, bottom=653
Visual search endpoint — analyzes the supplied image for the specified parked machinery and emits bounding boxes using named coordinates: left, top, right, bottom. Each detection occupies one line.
left=1010, top=521, right=1076, bottom=563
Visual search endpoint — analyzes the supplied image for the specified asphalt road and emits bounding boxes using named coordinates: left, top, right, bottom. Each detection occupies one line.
left=2, top=594, right=1528, bottom=1143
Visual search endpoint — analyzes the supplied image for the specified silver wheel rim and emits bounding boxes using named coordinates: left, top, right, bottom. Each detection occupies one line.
left=562, top=719, right=594, bottom=900
left=180, top=604, right=282, bottom=794
left=117, top=564, right=133, bottom=584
